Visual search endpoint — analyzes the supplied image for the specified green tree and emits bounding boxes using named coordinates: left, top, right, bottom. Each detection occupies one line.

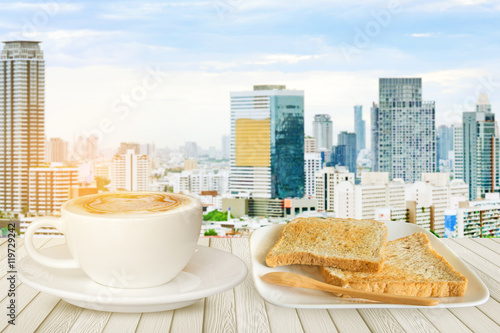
left=203, top=210, right=234, bottom=221
left=204, top=229, right=218, bottom=236
left=95, top=176, right=111, bottom=191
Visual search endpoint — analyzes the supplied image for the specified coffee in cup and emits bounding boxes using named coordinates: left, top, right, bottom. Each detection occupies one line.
left=24, top=191, right=202, bottom=288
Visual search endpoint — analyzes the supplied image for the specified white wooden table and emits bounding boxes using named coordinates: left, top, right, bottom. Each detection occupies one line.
left=3, top=237, right=500, bottom=333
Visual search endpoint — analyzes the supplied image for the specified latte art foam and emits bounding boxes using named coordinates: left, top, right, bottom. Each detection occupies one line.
left=69, top=192, right=190, bottom=215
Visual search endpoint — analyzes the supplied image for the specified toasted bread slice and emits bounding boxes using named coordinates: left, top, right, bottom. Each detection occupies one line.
left=265, top=217, right=388, bottom=272
left=320, top=233, right=468, bottom=297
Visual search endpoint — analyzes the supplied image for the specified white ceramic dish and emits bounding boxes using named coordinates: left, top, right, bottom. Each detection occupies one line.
left=19, top=244, right=247, bottom=313
left=250, top=221, right=489, bottom=309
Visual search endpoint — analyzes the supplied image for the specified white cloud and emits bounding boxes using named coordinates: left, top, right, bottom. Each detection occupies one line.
left=44, top=62, right=500, bottom=150
left=244, top=54, right=326, bottom=66
left=99, top=1, right=210, bottom=20
left=44, top=29, right=122, bottom=40
left=406, top=0, right=497, bottom=12
left=0, top=2, right=82, bottom=13
left=411, top=33, right=439, bottom=38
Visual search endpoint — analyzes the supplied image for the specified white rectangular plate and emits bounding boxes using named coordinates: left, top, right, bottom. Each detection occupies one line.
left=250, top=221, right=489, bottom=308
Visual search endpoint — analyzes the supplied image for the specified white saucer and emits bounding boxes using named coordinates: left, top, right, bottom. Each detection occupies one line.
left=19, top=244, right=248, bottom=313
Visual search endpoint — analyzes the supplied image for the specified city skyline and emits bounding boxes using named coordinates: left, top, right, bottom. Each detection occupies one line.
left=0, top=1, right=499, bottom=149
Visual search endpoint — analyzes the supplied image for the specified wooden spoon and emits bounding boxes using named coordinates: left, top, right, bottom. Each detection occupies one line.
left=262, top=272, right=439, bottom=306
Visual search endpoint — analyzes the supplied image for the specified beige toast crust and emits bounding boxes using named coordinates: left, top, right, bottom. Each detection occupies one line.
left=265, top=217, right=388, bottom=272
left=320, top=233, right=468, bottom=297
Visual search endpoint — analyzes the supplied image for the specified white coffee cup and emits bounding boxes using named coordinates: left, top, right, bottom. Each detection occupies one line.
left=24, top=192, right=202, bottom=289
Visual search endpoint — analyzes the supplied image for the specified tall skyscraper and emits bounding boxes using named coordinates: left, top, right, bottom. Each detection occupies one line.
left=354, top=105, right=365, bottom=152
left=437, top=125, right=453, bottom=164
left=86, top=134, right=98, bottom=160
left=453, top=123, right=464, bottom=180
left=110, top=149, right=150, bottom=191
left=315, top=167, right=354, bottom=212
left=462, top=94, right=499, bottom=200
left=0, top=41, right=45, bottom=214
left=221, top=135, right=230, bottom=159
left=304, top=152, right=322, bottom=197
left=46, top=137, right=68, bottom=163
left=184, top=141, right=198, bottom=159
left=370, top=102, right=380, bottom=171
left=229, top=85, right=304, bottom=199
left=332, top=132, right=357, bottom=176
left=376, top=78, right=436, bottom=183
left=29, top=167, right=78, bottom=214
left=313, top=114, right=332, bottom=150
left=118, top=142, right=140, bottom=155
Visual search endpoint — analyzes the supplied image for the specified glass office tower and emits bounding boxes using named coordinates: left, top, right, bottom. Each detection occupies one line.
left=312, top=114, right=332, bottom=150
left=230, top=85, right=304, bottom=199
left=354, top=105, right=365, bottom=152
left=462, top=94, right=499, bottom=200
left=377, top=78, right=436, bottom=183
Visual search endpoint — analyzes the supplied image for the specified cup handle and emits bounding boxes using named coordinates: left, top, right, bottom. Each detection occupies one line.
left=25, top=216, right=79, bottom=269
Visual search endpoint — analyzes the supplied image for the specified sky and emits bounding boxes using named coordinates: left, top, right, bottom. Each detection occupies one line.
left=1, top=0, right=499, bottom=150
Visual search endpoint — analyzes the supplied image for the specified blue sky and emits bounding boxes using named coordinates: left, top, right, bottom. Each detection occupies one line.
left=1, top=0, right=499, bottom=149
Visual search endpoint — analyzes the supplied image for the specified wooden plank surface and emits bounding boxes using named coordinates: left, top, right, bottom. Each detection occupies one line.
left=231, top=237, right=271, bottom=333
left=297, top=309, right=338, bottom=333
left=386, top=309, right=439, bottom=333
left=0, top=238, right=63, bottom=332
left=67, top=309, right=111, bottom=333
left=169, top=299, right=205, bottom=333
left=418, top=308, right=471, bottom=333
left=442, top=240, right=500, bottom=300
left=471, top=237, right=500, bottom=254
left=358, top=309, right=406, bottom=332
left=203, top=238, right=237, bottom=333
left=34, top=301, right=84, bottom=333
left=265, top=303, right=303, bottom=333
left=454, top=238, right=500, bottom=268
left=327, top=310, right=371, bottom=333
left=3, top=238, right=500, bottom=332
left=135, top=312, right=173, bottom=332
left=102, top=312, right=141, bottom=333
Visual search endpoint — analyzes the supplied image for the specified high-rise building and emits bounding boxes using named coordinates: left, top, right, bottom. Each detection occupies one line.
left=140, top=142, right=155, bottom=156
left=462, top=94, right=499, bottom=200
left=370, top=102, right=380, bottom=171
left=333, top=172, right=406, bottom=220
left=86, top=134, right=98, bottom=160
left=0, top=41, right=45, bottom=214
left=46, top=137, right=68, bottom=163
left=229, top=85, right=304, bottom=199
left=354, top=105, right=365, bottom=152
left=406, top=173, right=469, bottom=237
left=221, top=135, right=230, bottom=159
left=304, top=152, right=322, bottom=197
left=376, top=78, right=436, bottom=183
left=184, top=159, right=198, bottom=171
left=173, top=169, right=229, bottom=195
left=110, top=149, right=150, bottom=191
left=28, top=167, right=78, bottom=215
left=445, top=198, right=500, bottom=238
left=332, top=132, right=357, bottom=176
left=313, top=114, right=333, bottom=150
left=304, top=137, right=317, bottom=153
left=184, top=141, right=198, bottom=159
left=315, top=167, right=354, bottom=212
left=117, top=142, right=140, bottom=155
left=453, top=123, right=464, bottom=180
left=437, top=125, right=453, bottom=166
